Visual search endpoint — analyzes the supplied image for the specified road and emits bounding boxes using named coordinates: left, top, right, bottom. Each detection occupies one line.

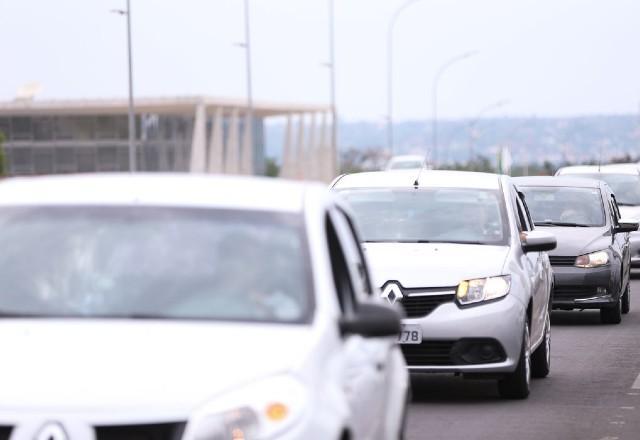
left=406, top=278, right=640, bottom=440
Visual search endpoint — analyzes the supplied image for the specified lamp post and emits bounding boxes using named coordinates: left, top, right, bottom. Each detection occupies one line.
left=468, top=99, right=509, bottom=163
left=431, top=50, right=478, bottom=166
left=111, top=0, right=136, bottom=172
left=386, top=0, right=428, bottom=154
left=328, top=0, right=338, bottom=177
left=240, top=0, right=254, bottom=175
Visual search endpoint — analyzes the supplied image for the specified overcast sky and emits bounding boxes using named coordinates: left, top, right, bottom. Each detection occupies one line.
left=2, top=0, right=639, bottom=121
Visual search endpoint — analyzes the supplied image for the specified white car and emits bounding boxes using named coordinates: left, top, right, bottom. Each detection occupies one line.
left=385, top=155, right=427, bottom=171
left=0, top=174, right=408, bottom=440
left=332, top=170, right=556, bottom=399
left=556, top=164, right=640, bottom=267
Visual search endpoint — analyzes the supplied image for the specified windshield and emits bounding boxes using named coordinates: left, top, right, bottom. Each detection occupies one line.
left=388, top=161, right=423, bottom=170
left=0, top=206, right=312, bottom=323
left=339, top=188, right=508, bottom=245
left=519, top=186, right=605, bottom=227
left=571, top=173, right=640, bottom=205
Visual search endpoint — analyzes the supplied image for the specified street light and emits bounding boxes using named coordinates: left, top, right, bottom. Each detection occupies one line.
left=110, top=1, right=136, bottom=172
left=328, top=0, right=338, bottom=177
left=237, top=0, right=254, bottom=175
left=387, top=0, right=429, bottom=154
left=468, top=99, right=510, bottom=162
left=431, top=50, right=478, bottom=166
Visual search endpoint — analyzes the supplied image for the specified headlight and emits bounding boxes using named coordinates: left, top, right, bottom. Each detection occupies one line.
left=192, top=407, right=259, bottom=440
left=187, top=376, right=307, bottom=440
left=456, top=275, right=511, bottom=305
left=575, top=250, right=609, bottom=268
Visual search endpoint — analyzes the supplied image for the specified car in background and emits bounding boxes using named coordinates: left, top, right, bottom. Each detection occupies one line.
left=385, top=154, right=427, bottom=171
left=0, top=174, right=408, bottom=440
left=515, top=176, right=639, bottom=323
left=333, top=170, right=556, bottom=399
left=556, top=164, right=640, bottom=267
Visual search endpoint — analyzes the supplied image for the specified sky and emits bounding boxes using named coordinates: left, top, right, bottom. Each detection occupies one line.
left=1, top=0, right=640, bottom=122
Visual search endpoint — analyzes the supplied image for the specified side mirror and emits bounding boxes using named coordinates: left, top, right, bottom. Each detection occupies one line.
left=521, top=230, right=557, bottom=253
left=615, top=218, right=639, bottom=234
left=339, top=302, right=402, bottom=338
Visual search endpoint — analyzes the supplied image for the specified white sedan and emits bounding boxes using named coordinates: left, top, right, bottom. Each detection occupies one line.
left=0, top=174, right=408, bottom=440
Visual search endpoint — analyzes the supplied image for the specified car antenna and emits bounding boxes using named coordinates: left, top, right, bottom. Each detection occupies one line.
left=412, top=153, right=428, bottom=188
left=598, top=144, right=603, bottom=172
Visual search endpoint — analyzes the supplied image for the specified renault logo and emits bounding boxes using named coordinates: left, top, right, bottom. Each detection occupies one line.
left=381, top=282, right=403, bottom=305
left=35, top=422, right=68, bottom=440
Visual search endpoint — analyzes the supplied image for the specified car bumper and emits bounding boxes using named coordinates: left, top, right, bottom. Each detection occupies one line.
left=400, top=295, right=525, bottom=374
left=552, top=265, right=615, bottom=309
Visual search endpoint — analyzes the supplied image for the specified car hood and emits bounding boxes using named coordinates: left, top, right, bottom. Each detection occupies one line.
left=0, top=320, right=312, bottom=418
left=363, top=242, right=510, bottom=288
left=538, top=226, right=612, bottom=256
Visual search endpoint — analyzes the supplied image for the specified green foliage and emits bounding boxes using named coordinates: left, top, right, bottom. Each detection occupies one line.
left=264, top=157, right=280, bottom=177
left=0, top=131, right=5, bottom=177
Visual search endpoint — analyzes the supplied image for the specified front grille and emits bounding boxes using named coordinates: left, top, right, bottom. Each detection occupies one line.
left=0, top=427, right=12, bottom=440
left=95, top=423, right=186, bottom=440
left=554, top=285, right=602, bottom=301
left=400, top=293, right=455, bottom=318
left=549, top=256, right=576, bottom=267
left=401, top=340, right=457, bottom=366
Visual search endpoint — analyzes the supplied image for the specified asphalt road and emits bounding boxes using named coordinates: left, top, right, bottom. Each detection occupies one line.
left=406, top=278, right=640, bottom=440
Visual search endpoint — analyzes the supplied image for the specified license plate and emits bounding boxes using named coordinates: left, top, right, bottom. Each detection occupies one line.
left=398, top=324, right=422, bottom=344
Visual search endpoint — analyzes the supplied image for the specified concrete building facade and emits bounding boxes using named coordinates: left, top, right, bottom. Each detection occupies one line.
left=0, top=96, right=335, bottom=181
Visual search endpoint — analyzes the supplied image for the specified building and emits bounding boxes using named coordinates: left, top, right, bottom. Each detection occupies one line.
left=0, top=96, right=335, bottom=180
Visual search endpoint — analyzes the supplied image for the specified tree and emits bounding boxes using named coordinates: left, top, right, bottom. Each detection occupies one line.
left=264, top=157, right=280, bottom=177
left=0, top=131, right=6, bottom=177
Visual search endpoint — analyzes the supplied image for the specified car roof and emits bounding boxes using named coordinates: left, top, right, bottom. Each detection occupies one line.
left=333, top=169, right=502, bottom=190
left=556, top=164, right=640, bottom=176
left=513, top=175, right=604, bottom=189
left=388, top=155, right=425, bottom=162
left=0, top=173, right=323, bottom=212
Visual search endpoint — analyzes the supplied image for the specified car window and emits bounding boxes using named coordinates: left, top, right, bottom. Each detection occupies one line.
left=0, top=206, right=314, bottom=324
left=326, top=213, right=356, bottom=314
left=511, top=186, right=528, bottom=232
left=572, top=173, right=640, bottom=206
left=518, top=186, right=606, bottom=227
left=338, top=187, right=509, bottom=245
left=610, top=195, right=621, bottom=224
left=330, top=208, right=373, bottom=299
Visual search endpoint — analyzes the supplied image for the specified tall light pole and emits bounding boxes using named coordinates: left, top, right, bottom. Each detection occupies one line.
left=468, top=99, right=509, bottom=162
left=242, top=0, right=254, bottom=174
left=328, top=0, right=338, bottom=176
left=111, top=1, right=136, bottom=172
left=387, top=0, right=428, bottom=154
left=431, top=50, right=478, bottom=166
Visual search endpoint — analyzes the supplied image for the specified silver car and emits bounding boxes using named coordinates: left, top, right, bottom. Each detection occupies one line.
left=556, top=164, right=640, bottom=268
left=332, top=170, right=557, bottom=399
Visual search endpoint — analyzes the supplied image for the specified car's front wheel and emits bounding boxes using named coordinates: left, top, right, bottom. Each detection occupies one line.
left=601, top=296, right=622, bottom=324
left=531, top=311, right=551, bottom=378
left=622, top=283, right=631, bottom=314
left=498, top=323, right=531, bottom=399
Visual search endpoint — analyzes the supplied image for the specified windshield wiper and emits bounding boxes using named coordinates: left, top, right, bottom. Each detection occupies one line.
left=535, top=221, right=591, bottom=227
left=616, top=202, right=637, bottom=206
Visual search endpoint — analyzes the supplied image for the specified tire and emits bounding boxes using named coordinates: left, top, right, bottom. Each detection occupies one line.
left=498, top=323, right=531, bottom=399
left=531, top=311, right=551, bottom=378
left=622, top=283, right=630, bottom=314
left=601, top=297, right=622, bottom=324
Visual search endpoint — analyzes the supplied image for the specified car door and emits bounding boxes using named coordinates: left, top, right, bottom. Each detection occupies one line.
left=513, top=187, right=546, bottom=343
left=326, top=209, right=388, bottom=440
left=610, top=192, right=630, bottom=291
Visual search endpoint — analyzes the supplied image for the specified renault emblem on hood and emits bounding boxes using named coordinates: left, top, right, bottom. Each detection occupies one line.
left=381, top=282, right=403, bottom=305
left=35, top=423, right=68, bottom=440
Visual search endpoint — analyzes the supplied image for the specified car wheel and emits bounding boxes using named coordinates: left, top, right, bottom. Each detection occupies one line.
left=531, top=311, right=551, bottom=378
left=600, top=297, right=622, bottom=324
left=498, top=323, right=531, bottom=399
left=622, top=283, right=631, bottom=314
